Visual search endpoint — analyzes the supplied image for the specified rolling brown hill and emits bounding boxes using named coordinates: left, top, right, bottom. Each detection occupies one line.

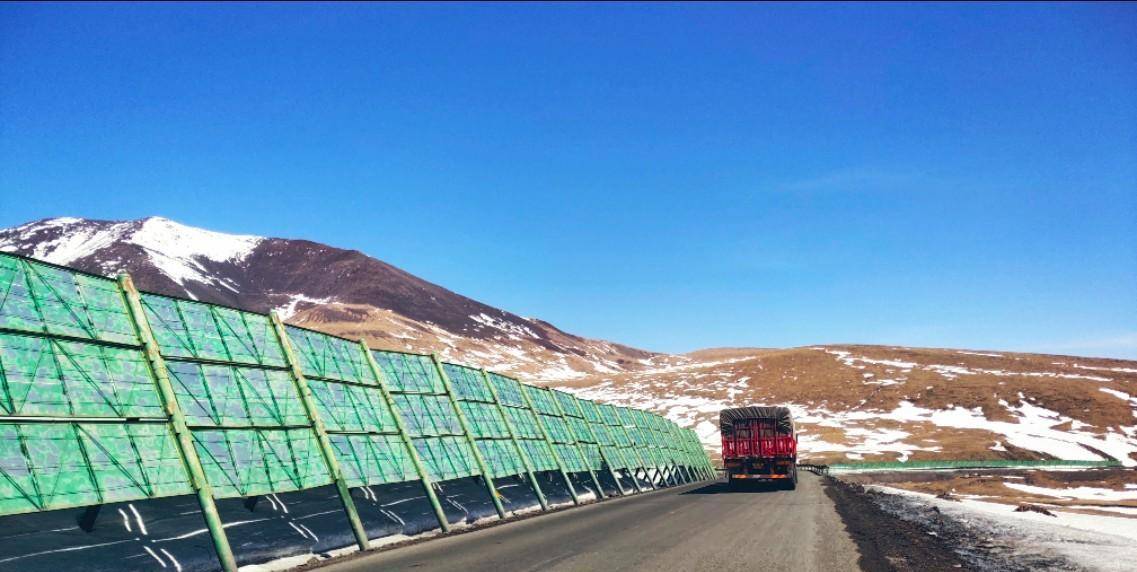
left=563, top=345, right=1137, bottom=465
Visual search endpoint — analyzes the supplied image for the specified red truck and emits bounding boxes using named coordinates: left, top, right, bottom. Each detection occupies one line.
left=720, top=406, right=798, bottom=490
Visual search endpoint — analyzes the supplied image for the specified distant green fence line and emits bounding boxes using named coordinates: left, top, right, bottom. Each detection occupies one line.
left=827, top=459, right=1124, bottom=471
left=0, top=251, right=716, bottom=572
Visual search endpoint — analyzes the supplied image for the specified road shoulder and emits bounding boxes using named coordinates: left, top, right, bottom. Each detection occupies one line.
left=825, top=477, right=976, bottom=571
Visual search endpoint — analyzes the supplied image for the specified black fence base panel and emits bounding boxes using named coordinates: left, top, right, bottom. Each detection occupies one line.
left=435, top=476, right=502, bottom=526
left=567, top=472, right=599, bottom=500
left=352, top=480, right=445, bottom=538
left=596, top=469, right=624, bottom=498
left=0, top=477, right=545, bottom=572
left=218, top=485, right=356, bottom=567
left=0, top=494, right=222, bottom=572
left=535, top=470, right=576, bottom=505
left=628, top=470, right=656, bottom=491
left=492, top=474, right=542, bottom=513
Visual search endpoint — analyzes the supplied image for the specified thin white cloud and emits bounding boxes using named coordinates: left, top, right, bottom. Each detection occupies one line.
left=776, top=167, right=926, bottom=193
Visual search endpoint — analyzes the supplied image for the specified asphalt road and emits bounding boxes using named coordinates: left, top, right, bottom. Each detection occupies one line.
left=318, top=473, right=862, bottom=572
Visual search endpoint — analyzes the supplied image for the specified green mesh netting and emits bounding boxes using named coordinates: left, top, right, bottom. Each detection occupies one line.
left=330, top=433, right=418, bottom=486
left=442, top=363, right=494, bottom=402
left=566, top=416, right=594, bottom=444
left=554, top=443, right=588, bottom=473
left=193, top=428, right=330, bottom=498
left=141, top=294, right=285, bottom=367
left=286, top=326, right=375, bottom=385
left=414, top=436, right=479, bottom=481
left=553, top=390, right=584, bottom=418
left=525, top=386, right=559, bottom=416
left=371, top=351, right=444, bottom=394
left=0, top=255, right=136, bottom=344
left=167, top=362, right=307, bottom=428
left=392, top=394, right=464, bottom=437
left=488, top=372, right=526, bottom=407
left=0, top=333, right=163, bottom=418
left=539, top=414, right=573, bottom=444
left=458, top=401, right=510, bottom=439
left=518, top=439, right=559, bottom=472
left=0, top=421, right=190, bottom=515
left=308, top=378, right=398, bottom=434
left=476, top=439, right=527, bottom=478
left=502, top=406, right=541, bottom=439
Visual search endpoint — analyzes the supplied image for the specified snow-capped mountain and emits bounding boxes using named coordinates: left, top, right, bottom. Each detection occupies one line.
left=0, top=216, right=655, bottom=381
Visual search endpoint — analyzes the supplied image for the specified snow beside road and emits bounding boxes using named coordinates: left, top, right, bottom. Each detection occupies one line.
left=873, top=485, right=1137, bottom=571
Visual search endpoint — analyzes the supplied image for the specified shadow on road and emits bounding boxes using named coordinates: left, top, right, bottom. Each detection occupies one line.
left=681, top=481, right=787, bottom=495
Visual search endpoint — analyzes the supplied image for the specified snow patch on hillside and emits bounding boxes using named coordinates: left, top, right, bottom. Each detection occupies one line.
left=0, top=218, right=133, bottom=265
left=817, top=348, right=1115, bottom=382
left=470, top=312, right=540, bottom=340
left=1100, top=388, right=1136, bottom=405
left=277, top=295, right=335, bottom=320
left=1076, top=364, right=1137, bottom=374
left=799, top=428, right=941, bottom=462
left=882, top=400, right=1137, bottom=466
left=0, top=216, right=265, bottom=291
left=821, top=349, right=917, bottom=370
left=129, top=217, right=262, bottom=287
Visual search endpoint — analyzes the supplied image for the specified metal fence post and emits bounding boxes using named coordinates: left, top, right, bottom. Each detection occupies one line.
left=270, top=312, right=370, bottom=550
left=359, top=341, right=451, bottom=533
left=481, top=369, right=549, bottom=511
left=431, top=354, right=507, bottom=520
left=625, top=461, right=645, bottom=493
left=118, top=274, right=238, bottom=572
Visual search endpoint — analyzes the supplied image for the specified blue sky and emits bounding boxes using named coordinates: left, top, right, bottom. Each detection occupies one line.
left=1, top=3, right=1134, bottom=358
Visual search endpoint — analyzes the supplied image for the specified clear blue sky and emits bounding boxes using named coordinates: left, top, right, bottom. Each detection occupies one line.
left=2, top=3, right=1135, bottom=358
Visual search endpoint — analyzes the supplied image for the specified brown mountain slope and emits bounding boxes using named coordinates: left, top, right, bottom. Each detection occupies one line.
left=0, top=216, right=656, bottom=381
left=288, top=302, right=654, bottom=381
left=563, top=345, right=1137, bottom=465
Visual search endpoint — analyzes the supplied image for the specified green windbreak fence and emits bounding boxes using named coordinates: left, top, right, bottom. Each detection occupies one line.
left=600, top=403, right=636, bottom=467
left=0, top=251, right=714, bottom=572
left=442, top=363, right=522, bottom=479
left=486, top=372, right=560, bottom=474
left=372, top=351, right=479, bottom=483
left=0, top=255, right=193, bottom=515
left=142, top=293, right=332, bottom=499
left=285, top=326, right=417, bottom=487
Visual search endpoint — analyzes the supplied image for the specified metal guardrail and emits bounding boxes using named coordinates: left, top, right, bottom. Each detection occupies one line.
left=797, top=463, right=830, bottom=476
left=826, top=459, right=1124, bottom=472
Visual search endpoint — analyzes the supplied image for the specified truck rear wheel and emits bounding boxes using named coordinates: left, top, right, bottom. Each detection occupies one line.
left=785, top=467, right=798, bottom=490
